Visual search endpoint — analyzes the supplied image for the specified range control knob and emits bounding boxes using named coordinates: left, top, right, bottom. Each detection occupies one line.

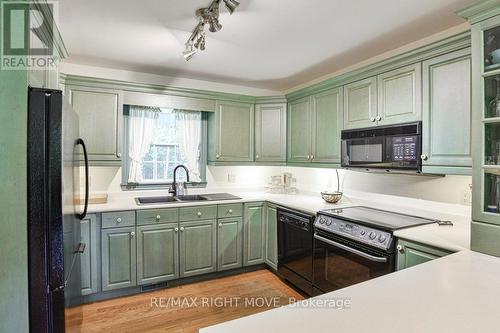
left=325, top=219, right=332, bottom=226
left=369, top=232, right=377, bottom=240
left=378, top=234, right=387, bottom=243
left=319, top=218, right=325, bottom=224
left=360, top=230, right=366, bottom=236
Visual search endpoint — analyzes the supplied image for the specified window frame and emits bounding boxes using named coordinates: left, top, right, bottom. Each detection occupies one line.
left=121, top=106, right=208, bottom=190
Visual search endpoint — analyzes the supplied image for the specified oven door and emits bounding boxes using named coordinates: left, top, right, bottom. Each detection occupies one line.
left=341, top=136, right=391, bottom=168
left=313, top=231, right=394, bottom=294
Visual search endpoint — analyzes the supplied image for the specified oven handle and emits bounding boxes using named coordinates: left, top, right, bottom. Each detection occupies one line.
left=314, top=234, right=388, bottom=263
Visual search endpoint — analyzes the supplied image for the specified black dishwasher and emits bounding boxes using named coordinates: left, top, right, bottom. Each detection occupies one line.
left=277, top=208, right=314, bottom=296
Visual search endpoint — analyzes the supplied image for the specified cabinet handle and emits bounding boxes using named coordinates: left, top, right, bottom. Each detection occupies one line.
left=420, top=154, right=428, bottom=161
left=219, top=223, right=223, bottom=227
left=174, top=227, right=179, bottom=232
left=215, top=154, right=220, bottom=159
left=116, top=218, right=122, bottom=223
left=370, top=117, right=376, bottom=122
left=130, top=231, right=135, bottom=237
left=180, top=227, right=185, bottom=232
left=396, top=245, right=405, bottom=253
left=228, top=209, right=233, bottom=214
left=197, top=212, right=202, bottom=217
left=376, top=116, right=382, bottom=121
left=156, top=215, right=161, bottom=221
left=117, top=152, right=122, bottom=158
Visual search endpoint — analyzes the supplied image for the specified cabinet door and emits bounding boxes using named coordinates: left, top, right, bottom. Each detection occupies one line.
left=179, top=220, right=217, bottom=277
left=243, top=203, right=266, bottom=266
left=68, top=86, right=123, bottom=163
left=212, top=100, right=254, bottom=162
left=377, top=63, right=422, bottom=125
left=217, top=217, right=243, bottom=271
left=396, top=239, right=451, bottom=271
left=255, top=103, right=287, bottom=163
left=288, top=97, right=312, bottom=163
left=80, top=214, right=99, bottom=295
left=265, top=204, right=278, bottom=270
left=137, top=224, right=179, bottom=285
left=422, top=49, right=472, bottom=172
left=101, top=227, right=136, bottom=291
left=344, top=76, right=378, bottom=129
left=311, top=87, right=343, bottom=164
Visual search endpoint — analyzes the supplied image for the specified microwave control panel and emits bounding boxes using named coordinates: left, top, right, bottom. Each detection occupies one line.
left=392, top=136, right=418, bottom=161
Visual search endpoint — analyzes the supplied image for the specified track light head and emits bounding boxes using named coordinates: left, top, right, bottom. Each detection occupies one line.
left=208, top=15, right=222, bottom=32
left=223, top=0, right=240, bottom=14
left=183, top=43, right=197, bottom=61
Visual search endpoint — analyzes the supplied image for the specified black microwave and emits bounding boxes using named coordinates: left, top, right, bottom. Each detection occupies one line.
left=341, top=122, right=422, bottom=173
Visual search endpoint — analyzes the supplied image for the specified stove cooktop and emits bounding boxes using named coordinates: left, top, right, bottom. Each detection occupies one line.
left=318, top=206, right=437, bottom=231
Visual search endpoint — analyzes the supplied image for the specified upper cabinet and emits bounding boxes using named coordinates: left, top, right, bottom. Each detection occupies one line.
left=288, top=87, right=343, bottom=165
left=421, top=49, right=472, bottom=174
left=208, top=100, right=254, bottom=163
left=343, top=77, right=378, bottom=129
left=67, top=85, right=123, bottom=164
left=255, top=103, right=287, bottom=163
left=377, top=63, right=422, bottom=125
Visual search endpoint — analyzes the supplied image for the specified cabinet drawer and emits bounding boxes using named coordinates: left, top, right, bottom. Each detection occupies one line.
left=102, top=211, right=135, bottom=228
left=218, top=204, right=243, bottom=218
left=137, top=208, right=179, bottom=226
left=179, top=205, right=217, bottom=222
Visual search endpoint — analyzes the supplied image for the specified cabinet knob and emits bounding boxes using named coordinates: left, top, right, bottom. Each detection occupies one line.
left=197, top=212, right=202, bottom=217
left=256, top=155, right=260, bottom=159
left=156, top=215, right=161, bottom=221
left=310, top=155, right=315, bottom=160
left=228, top=209, right=233, bottom=214
left=215, top=154, right=220, bottom=159
left=396, top=245, right=405, bottom=253
left=130, top=231, right=135, bottom=237
left=376, top=116, right=382, bottom=121
left=219, top=223, right=223, bottom=227
left=116, top=218, right=122, bottom=223
left=174, top=227, right=179, bottom=232
left=420, top=154, right=428, bottom=161
left=370, top=117, right=376, bottom=122
left=117, top=152, right=122, bottom=158
left=180, top=227, right=185, bottom=232
left=306, top=155, right=310, bottom=160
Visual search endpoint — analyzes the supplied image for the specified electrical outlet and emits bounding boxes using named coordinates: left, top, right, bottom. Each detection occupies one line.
left=227, top=173, right=236, bottom=183
left=463, top=183, right=472, bottom=205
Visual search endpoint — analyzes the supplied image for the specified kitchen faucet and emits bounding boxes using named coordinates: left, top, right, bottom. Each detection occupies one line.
left=169, top=165, right=190, bottom=197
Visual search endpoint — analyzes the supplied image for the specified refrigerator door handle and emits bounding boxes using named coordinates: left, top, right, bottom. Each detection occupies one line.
left=76, top=138, right=89, bottom=220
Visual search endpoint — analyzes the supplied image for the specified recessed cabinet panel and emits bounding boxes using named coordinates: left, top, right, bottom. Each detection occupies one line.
left=179, top=220, right=217, bottom=277
left=243, top=203, right=266, bottom=266
left=217, top=217, right=243, bottom=271
left=101, top=227, right=136, bottom=291
left=422, top=50, right=472, bottom=169
left=80, top=215, right=99, bottom=295
left=288, top=98, right=312, bottom=163
left=377, top=63, right=422, bottom=125
left=344, top=77, right=377, bottom=129
left=255, top=104, right=286, bottom=162
left=69, top=87, right=122, bottom=163
left=265, top=204, right=278, bottom=270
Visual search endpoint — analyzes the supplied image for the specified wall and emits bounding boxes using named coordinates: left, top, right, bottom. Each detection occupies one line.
left=87, top=165, right=472, bottom=206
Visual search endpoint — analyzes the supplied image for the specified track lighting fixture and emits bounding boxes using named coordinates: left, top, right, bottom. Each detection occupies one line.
left=182, top=0, right=240, bottom=60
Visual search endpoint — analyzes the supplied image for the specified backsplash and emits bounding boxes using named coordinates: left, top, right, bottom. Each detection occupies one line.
left=84, top=165, right=472, bottom=206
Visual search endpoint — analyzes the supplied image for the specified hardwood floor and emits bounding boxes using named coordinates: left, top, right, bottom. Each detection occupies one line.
left=66, top=269, right=304, bottom=333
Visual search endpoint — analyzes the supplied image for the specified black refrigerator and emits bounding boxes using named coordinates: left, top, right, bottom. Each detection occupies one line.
left=27, top=87, right=89, bottom=332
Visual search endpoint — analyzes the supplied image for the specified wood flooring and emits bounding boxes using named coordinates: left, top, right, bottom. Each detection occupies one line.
left=65, top=269, right=304, bottom=333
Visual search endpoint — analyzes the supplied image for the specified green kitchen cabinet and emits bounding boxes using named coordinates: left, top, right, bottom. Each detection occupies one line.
left=179, top=220, right=217, bottom=277
left=287, top=97, right=312, bottom=163
left=421, top=48, right=472, bottom=174
left=343, top=76, right=378, bottom=129
left=80, top=214, right=99, bottom=295
left=208, top=100, right=254, bottom=163
left=396, top=239, right=452, bottom=271
left=288, top=87, right=343, bottom=164
left=243, top=202, right=266, bottom=266
left=137, top=223, right=179, bottom=285
left=217, top=217, right=243, bottom=271
left=265, top=204, right=278, bottom=270
left=101, top=227, right=137, bottom=291
left=311, top=87, right=344, bottom=163
left=255, top=103, right=287, bottom=163
left=377, top=63, right=422, bottom=125
left=67, top=85, right=123, bottom=164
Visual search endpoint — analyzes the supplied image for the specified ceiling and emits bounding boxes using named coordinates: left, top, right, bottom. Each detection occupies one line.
left=58, top=0, right=474, bottom=92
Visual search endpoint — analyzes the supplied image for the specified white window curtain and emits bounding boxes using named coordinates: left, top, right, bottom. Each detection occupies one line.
left=128, top=106, right=160, bottom=183
left=175, top=110, right=202, bottom=182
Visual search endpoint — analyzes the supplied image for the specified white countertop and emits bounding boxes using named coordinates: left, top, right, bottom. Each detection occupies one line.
left=87, top=189, right=471, bottom=252
left=200, top=250, right=500, bottom=333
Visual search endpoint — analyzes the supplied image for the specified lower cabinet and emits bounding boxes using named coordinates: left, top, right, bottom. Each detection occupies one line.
left=137, top=223, right=179, bottom=285
left=265, top=204, right=278, bottom=270
left=243, top=202, right=266, bottom=266
left=101, top=227, right=137, bottom=291
left=179, top=220, right=217, bottom=278
left=396, top=239, right=452, bottom=271
left=80, top=214, right=99, bottom=295
left=217, top=217, right=243, bottom=271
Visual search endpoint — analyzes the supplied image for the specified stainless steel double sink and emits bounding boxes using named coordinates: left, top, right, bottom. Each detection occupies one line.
left=135, top=193, right=241, bottom=206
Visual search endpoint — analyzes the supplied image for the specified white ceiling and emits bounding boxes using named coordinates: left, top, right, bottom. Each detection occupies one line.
left=58, top=0, right=474, bottom=92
